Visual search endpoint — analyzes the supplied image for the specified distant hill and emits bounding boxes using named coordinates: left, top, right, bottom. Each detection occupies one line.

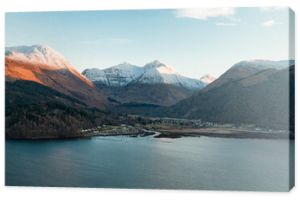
left=165, top=64, right=294, bottom=130
left=204, top=59, right=294, bottom=92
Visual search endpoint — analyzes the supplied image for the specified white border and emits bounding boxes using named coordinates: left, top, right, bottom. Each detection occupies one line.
left=0, top=1, right=298, bottom=200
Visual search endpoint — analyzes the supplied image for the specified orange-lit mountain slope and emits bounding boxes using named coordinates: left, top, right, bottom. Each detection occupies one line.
left=5, top=45, right=107, bottom=109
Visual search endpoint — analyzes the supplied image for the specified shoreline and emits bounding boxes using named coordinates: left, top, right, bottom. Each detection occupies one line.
left=6, top=127, right=292, bottom=140
left=154, top=130, right=292, bottom=139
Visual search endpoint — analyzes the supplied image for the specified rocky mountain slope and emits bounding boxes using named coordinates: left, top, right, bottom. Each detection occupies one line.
left=83, top=60, right=206, bottom=90
left=5, top=45, right=107, bottom=108
left=82, top=60, right=207, bottom=106
left=204, top=59, right=294, bottom=91
left=165, top=61, right=294, bottom=130
left=5, top=45, right=112, bottom=139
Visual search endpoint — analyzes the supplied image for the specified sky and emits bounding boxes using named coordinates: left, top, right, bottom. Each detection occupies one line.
left=5, top=7, right=293, bottom=78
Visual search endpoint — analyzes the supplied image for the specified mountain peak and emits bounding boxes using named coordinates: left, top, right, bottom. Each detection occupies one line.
left=232, top=59, right=294, bottom=70
left=144, top=60, right=177, bottom=74
left=144, top=60, right=165, bottom=68
left=83, top=62, right=144, bottom=86
left=113, top=62, right=138, bottom=69
left=200, top=74, right=216, bottom=84
left=5, top=44, right=72, bottom=70
left=6, top=44, right=54, bottom=56
left=118, top=62, right=132, bottom=66
left=83, top=60, right=205, bottom=90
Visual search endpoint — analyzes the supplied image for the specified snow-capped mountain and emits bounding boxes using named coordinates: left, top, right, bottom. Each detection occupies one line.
left=5, top=44, right=93, bottom=85
left=5, top=45, right=107, bottom=108
left=83, top=60, right=206, bottom=90
left=5, top=45, right=74, bottom=70
left=200, top=74, right=216, bottom=85
left=204, top=59, right=294, bottom=91
left=82, top=62, right=144, bottom=87
left=137, top=60, right=205, bottom=89
left=231, top=59, right=295, bottom=71
left=168, top=64, right=294, bottom=130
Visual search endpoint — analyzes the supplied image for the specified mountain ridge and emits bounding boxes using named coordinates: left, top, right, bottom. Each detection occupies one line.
left=162, top=64, right=294, bottom=130
left=5, top=44, right=107, bottom=109
left=203, top=59, right=294, bottom=92
left=82, top=60, right=206, bottom=90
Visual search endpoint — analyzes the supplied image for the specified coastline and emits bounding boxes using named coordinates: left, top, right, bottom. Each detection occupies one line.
left=6, top=126, right=292, bottom=140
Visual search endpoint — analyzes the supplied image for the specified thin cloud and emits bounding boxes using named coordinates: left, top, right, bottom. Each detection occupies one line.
left=175, top=8, right=235, bottom=20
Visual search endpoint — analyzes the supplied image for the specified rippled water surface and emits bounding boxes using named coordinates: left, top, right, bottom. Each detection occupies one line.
left=6, top=136, right=292, bottom=191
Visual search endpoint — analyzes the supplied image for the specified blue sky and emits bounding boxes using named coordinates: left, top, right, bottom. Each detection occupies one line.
left=5, top=7, right=293, bottom=78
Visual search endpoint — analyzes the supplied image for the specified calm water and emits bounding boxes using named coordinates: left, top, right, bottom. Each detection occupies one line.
left=5, top=136, right=292, bottom=191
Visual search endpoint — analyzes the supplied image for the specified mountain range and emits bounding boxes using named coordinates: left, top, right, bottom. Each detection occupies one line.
left=5, top=44, right=295, bottom=138
left=82, top=60, right=212, bottom=106
left=82, top=60, right=208, bottom=89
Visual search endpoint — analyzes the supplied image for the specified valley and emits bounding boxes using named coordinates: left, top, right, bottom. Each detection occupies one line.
left=77, top=115, right=291, bottom=140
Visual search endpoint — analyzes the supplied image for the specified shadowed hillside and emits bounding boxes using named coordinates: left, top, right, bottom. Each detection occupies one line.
left=165, top=66, right=294, bottom=130
left=96, top=83, right=196, bottom=106
left=5, top=80, right=116, bottom=139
